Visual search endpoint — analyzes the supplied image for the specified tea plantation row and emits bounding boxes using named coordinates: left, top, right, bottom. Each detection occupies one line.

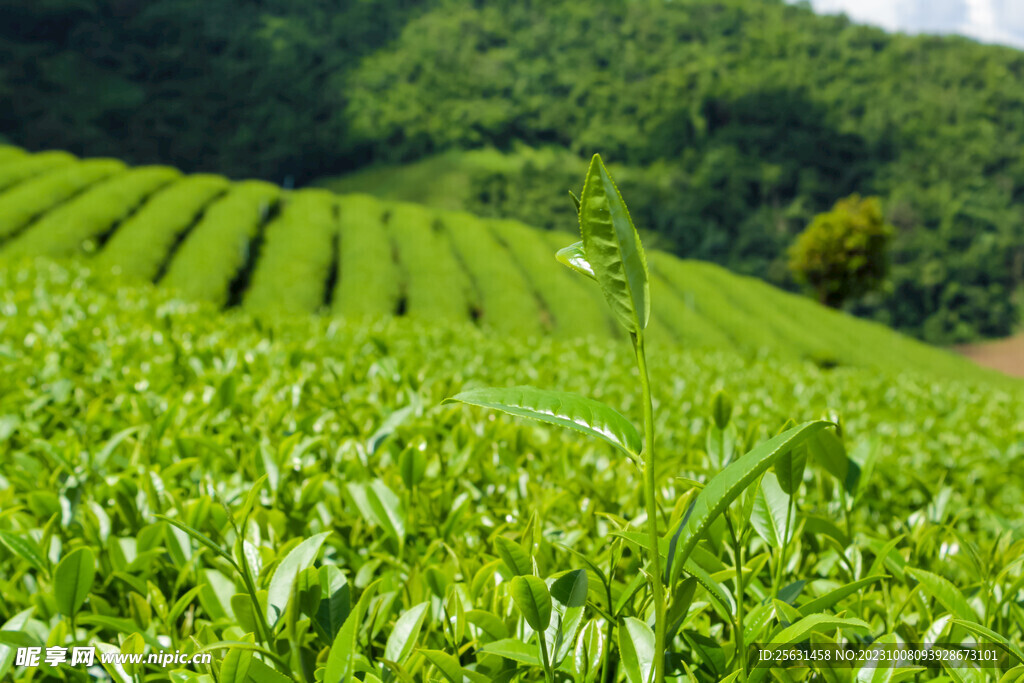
left=0, top=260, right=1021, bottom=681
left=0, top=145, right=992, bottom=383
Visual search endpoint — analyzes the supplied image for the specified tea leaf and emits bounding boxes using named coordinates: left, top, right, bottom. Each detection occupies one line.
left=0, top=531, right=49, bottom=576
left=951, top=619, right=1024, bottom=664
left=798, top=575, right=887, bottom=616
left=574, top=620, right=605, bottom=682
left=0, top=608, right=33, bottom=679
left=768, top=613, right=870, bottom=643
left=384, top=601, right=430, bottom=664
left=266, top=531, right=331, bottom=626
left=578, top=154, right=649, bottom=332
left=445, top=386, right=642, bottom=458
left=548, top=568, right=588, bottom=663
left=774, top=443, right=807, bottom=495
left=510, top=575, right=552, bottom=632
left=494, top=535, right=533, bottom=577
left=906, top=567, right=979, bottom=621
left=618, top=617, right=656, bottom=683
left=668, top=421, right=830, bottom=584
left=750, top=472, right=792, bottom=548
left=54, top=547, right=95, bottom=617
left=556, top=241, right=597, bottom=281
left=479, top=638, right=542, bottom=665
left=347, top=480, right=406, bottom=546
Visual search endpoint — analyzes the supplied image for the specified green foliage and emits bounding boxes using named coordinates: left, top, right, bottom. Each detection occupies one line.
left=445, top=210, right=545, bottom=337
left=244, top=189, right=339, bottom=316
left=94, top=174, right=231, bottom=280
left=789, top=195, right=892, bottom=308
left=387, top=203, right=471, bottom=323
left=0, top=150, right=75, bottom=193
left=332, top=194, right=402, bottom=318
left=4, top=0, right=1024, bottom=340
left=0, top=0, right=434, bottom=181
left=0, top=158, right=125, bottom=240
left=447, top=159, right=840, bottom=682
left=335, top=0, right=1024, bottom=340
left=3, top=166, right=180, bottom=259
left=578, top=155, right=650, bottom=334
left=447, top=386, right=642, bottom=458
left=0, top=146, right=1004, bottom=383
left=0, top=257, right=1021, bottom=680
left=160, top=180, right=280, bottom=307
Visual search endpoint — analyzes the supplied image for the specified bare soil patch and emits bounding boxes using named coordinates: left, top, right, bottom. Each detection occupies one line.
left=954, top=333, right=1024, bottom=378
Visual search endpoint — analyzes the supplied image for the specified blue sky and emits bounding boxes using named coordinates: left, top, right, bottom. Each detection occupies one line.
left=803, top=0, right=1024, bottom=49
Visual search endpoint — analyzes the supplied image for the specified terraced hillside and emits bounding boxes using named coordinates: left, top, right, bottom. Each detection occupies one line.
left=0, top=145, right=991, bottom=381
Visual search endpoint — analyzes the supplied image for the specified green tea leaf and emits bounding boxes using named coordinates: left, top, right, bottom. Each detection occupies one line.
left=155, top=514, right=234, bottom=565
left=556, top=241, right=597, bottom=281
left=951, top=619, right=1024, bottom=665
left=548, top=568, right=588, bottom=663
left=906, top=567, right=979, bottom=621
left=578, top=154, right=650, bottom=332
left=798, top=575, right=887, bottom=616
left=807, top=428, right=859, bottom=494
left=711, top=390, right=733, bottom=430
left=54, top=547, right=95, bottom=617
left=445, top=386, right=641, bottom=458
left=119, top=632, right=145, bottom=677
left=769, top=614, right=870, bottom=644
left=419, top=650, right=472, bottom=683
left=347, top=480, right=406, bottom=546
left=219, top=643, right=254, bottom=683
left=325, top=580, right=379, bottom=683
left=775, top=443, right=808, bottom=495
left=247, top=657, right=293, bottom=683
left=0, top=531, right=49, bottom=576
left=0, top=608, right=34, bottom=679
left=266, top=531, right=331, bottom=626
left=750, top=472, right=792, bottom=548
left=494, top=535, right=533, bottom=577
left=479, top=638, right=542, bottom=665
left=314, top=565, right=351, bottom=643
left=617, top=617, right=655, bottom=683
left=384, top=601, right=429, bottom=664
left=574, top=620, right=605, bottom=682
left=510, top=575, right=552, bottom=633
left=668, top=421, right=830, bottom=584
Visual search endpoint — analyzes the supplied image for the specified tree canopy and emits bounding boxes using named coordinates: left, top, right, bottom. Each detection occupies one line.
left=2, top=0, right=1023, bottom=342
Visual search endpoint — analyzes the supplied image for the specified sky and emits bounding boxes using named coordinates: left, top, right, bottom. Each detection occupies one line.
left=804, top=0, right=1024, bottom=49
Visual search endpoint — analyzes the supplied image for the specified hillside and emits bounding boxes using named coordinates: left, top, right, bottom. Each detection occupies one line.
left=5, top=0, right=1024, bottom=344
left=0, top=145, right=996, bottom=383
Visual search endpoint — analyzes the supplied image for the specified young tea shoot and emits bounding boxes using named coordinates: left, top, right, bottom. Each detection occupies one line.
left=447, top=155, right=833, bottom=682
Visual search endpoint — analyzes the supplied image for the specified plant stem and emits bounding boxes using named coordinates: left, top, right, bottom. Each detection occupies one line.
left=237, top=555, right=275, bottom=650
left=773, top=496, right=795, bottom=598
left=634, top=332, right=666, bottom=683
left=538, top=630, right=554, bottom=683
left=733, top=535, right=748, bottom=680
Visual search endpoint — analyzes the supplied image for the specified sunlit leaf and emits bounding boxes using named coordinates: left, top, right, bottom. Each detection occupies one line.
left=445, top=386, right=641, bottom=458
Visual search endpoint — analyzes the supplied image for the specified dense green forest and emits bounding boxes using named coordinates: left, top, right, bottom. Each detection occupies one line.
left=3, top=0, right=1024, bottom=342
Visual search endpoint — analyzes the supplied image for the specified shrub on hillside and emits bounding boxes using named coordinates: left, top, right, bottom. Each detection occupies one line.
left=788, top=195, right=891, bottom=309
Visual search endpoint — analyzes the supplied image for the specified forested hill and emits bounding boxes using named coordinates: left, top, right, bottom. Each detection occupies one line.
left=3, top=0, right=1024, bottom=343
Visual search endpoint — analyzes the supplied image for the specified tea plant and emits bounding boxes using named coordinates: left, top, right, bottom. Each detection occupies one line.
left=0, top=185, right=1022, bottom=680
left=447, top=156, right=838, bottom=682
left=0, top=144, right=1000, bottom=381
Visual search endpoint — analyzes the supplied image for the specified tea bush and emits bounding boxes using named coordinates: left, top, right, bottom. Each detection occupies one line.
left=0, top=251, right=1021, bottom=681
left=0, top=147, right=1003, bottom=384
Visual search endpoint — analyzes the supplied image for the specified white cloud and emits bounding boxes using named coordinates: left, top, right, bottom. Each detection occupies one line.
left=804, top=0, right=1024, bottom=48
left=812, top=0, right=901, bottom=31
